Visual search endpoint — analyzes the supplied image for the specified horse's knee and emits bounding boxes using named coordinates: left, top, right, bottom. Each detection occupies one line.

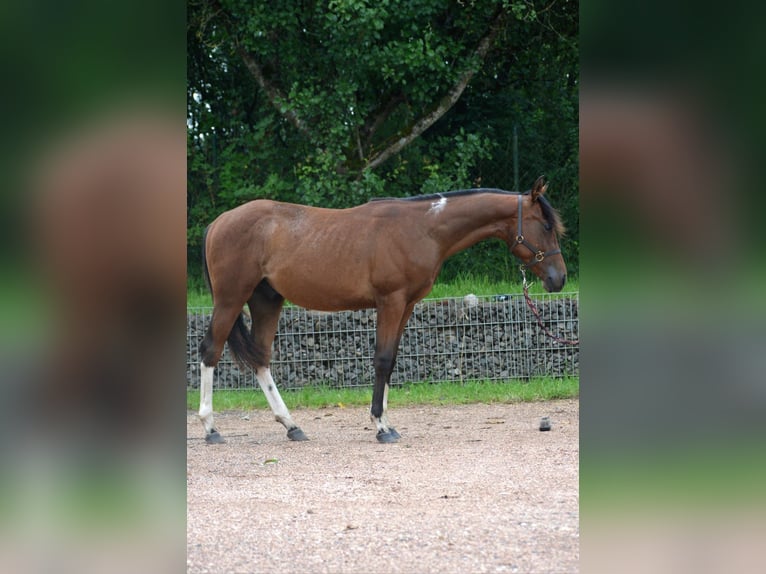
left=373, top=351, right=395, bottom=374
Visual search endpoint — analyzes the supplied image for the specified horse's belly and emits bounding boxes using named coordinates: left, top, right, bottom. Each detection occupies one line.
left=269, top=269, right=375, bottom=312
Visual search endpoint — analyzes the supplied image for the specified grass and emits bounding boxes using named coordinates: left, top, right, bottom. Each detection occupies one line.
left=186, top=376, right=579, bottom=411
left=187, top=289, right=213, bottom=307
left=581, top=441, right=766, bottom=512
left=187, top=274, right=579, bottom=307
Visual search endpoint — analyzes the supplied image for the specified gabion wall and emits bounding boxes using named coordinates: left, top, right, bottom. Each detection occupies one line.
left=187, top=292, right=579, bottom=390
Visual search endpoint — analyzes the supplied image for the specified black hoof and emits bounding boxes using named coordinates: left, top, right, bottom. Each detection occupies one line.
left=287, top=427, right=309, bottom=441
left=376, top=429, right=401, bottom=443
left=205, top=431, right=225, bottom=444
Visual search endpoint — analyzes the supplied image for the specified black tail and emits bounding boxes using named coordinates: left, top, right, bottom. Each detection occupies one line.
left=200, top=312, right=264, bottom=370
left=201, top=225, right=213, bottom=299
left=225, top=313, right=268, bottom=371
left=199, top=225, right=266, bottom=370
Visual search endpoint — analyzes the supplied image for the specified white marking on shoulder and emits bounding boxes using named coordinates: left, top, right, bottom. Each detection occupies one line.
left=428, top=195, right=448, bottom=214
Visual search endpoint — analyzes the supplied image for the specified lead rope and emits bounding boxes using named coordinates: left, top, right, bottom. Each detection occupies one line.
left=520, top=266, right=579, bottom=346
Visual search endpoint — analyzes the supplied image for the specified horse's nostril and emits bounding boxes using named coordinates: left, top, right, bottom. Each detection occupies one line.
left=545, top=272, right=566, bottom=292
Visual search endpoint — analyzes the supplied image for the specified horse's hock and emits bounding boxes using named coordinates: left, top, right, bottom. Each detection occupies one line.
left=187, top=293, right=578, bottom=390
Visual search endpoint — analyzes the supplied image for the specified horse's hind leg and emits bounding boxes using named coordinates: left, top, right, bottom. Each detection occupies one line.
left=199, top=363, right=222, bottom=443
left=255, top=368, right=307, bottom=441
left=199, top=304, right=243, bottom=443
left=248, top=281, right=308, bottom=441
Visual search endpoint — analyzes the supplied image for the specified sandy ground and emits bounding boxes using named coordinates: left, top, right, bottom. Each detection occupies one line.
left=187, top=399, right=579, bottom=573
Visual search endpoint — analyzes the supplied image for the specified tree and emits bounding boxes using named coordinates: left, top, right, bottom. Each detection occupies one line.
left=188, top=0, right=579, bottom=283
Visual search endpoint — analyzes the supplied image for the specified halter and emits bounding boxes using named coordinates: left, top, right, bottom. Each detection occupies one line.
left=511, top=194, right=561, bottom=268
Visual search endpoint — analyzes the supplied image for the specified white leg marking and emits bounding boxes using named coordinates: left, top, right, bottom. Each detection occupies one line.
left=370, top=383, right=393, bottom=434
left=381, top=383, right=391, bottom=427
left=198, top=362, right=216, bottom=434
left=256, top=368, right=297, bottom=430
left=371, top=414, right=388, bottom=434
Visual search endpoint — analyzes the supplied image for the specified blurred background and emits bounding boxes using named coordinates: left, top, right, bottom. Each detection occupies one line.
left=0, top=1, right=186, bottom=573
left=580, top=1, right=766, bottom=572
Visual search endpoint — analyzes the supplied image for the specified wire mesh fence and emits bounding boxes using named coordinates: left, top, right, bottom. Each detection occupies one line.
left=187, top=291, right=579, bottom=390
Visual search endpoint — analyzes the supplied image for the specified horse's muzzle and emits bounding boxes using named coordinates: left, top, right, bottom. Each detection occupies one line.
left=544, top=272, right=567, bottom=293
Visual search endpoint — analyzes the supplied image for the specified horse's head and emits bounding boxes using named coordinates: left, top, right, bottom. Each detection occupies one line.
left=509, top=177, right=567, bottom=292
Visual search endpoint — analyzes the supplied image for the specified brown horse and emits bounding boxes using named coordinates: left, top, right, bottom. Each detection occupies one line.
left=199, top=177, right=567, bottom=443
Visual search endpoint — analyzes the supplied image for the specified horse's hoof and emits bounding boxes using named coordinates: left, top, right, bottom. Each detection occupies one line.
left=287, top=427, right=309, bottom=441
left=376, top=429, right=400, bottom=443
left=205, top=431, right=225, bottom=444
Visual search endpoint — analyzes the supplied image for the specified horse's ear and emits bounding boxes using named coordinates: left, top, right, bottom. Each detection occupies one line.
left=531, top=176, right=548, bottom=202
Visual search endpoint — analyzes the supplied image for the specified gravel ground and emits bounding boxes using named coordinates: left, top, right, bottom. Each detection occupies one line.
left=187, top=399, right=579, bottom=573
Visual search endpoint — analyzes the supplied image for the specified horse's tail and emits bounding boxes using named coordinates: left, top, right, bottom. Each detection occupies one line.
left=200, top=224, right=265, bottom=370
left=226, top=313, right=268, bottom=371
left=201, top=225, right=213, bottom=298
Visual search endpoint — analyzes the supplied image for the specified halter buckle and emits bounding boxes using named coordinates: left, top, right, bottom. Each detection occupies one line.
left=515, top=234, right=524, bottom=243
left=535, top=251, right=545, bottom=262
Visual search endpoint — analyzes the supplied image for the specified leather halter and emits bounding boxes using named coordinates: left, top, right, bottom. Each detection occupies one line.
left=512, top=194, right=561, bottom=268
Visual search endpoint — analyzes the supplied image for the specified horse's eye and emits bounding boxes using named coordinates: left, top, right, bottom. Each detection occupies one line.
left=544, top=222, right=553, bottom=232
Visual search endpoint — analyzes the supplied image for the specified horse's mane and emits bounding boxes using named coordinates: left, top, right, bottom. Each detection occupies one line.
left=370, top=188, right=514, bottom=203
left=370, top=188, right=565, bottom=235
left=535, top=193, right=566, bottom=235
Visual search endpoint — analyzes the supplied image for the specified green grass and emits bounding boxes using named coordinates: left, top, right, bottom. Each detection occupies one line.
left=186, top=377, right=579, bottom=411
left=187, top=275, right=579, bottom=308
left=187, top=289, right=213, bottom=307
left=0, top=273, right=52, bottom=343
left=426, top=273, right=579, bottom=299
left=582, top=441, right=766, bottom=512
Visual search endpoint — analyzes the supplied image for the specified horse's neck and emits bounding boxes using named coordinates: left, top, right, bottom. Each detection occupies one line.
left=431, top=194, right=519, bottom=259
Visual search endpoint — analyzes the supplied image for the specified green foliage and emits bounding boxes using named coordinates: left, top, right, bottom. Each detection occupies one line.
left=419, top=129, right=495, bottom=194
left=188, top=0, right=578, bottom=282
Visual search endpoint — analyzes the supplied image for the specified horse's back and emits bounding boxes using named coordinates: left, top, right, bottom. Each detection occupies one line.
left=209, top=199, right=396, bottom=242
left=210, top=198, right=298, bottom=226
left=206, top=199, right=300, bottom=248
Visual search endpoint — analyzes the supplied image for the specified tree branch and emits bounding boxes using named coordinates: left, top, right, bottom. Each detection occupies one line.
left=235, top=46, right=311, bottom=138
left=364, top=13, right=502, bottom=172
left=205, top=0, right=312, bottom=138
left=362, top=92, right=404, bottom=144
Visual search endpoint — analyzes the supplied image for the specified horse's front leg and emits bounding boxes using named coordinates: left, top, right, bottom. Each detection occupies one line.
left=371, top=299, right=415, bottom=443
left=371, top=350, right=401, bottom=443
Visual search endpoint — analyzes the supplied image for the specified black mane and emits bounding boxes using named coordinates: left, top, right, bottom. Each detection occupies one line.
left=369, top=188, right=518, bottom=203
left=535, top=194, right=565, bottom=235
